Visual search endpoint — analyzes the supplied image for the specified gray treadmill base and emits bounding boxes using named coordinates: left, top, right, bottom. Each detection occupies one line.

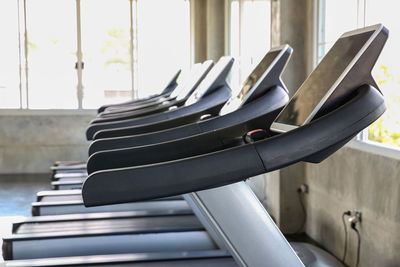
left=39, top=194, right=83, bottom=202
left=8, top=231, right=217, bottom=260
left=52, top=169, right=87, bottom=174
left=52, top=181, right=84, bottom=190
left=14, top=214, right=201, bottom=235
left=36, top=191, right=182, bottom=203
left=290, top=242, right=344, bottom=267
left=32, top=200, right=191, bottom=216
left=4, top=250, right=235, bottom=267
left=53, top=173, right=87, bottom=180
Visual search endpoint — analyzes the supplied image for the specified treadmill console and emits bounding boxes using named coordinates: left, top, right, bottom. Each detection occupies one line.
left=169, top=63, right=202, bottom=99
left=271, top=24, right=388, bottom=133
left=185, top=56, right=234, bottom=105
left=220, top=45, right=292, bottom=115
left=175, top=60, right=214, bottom=101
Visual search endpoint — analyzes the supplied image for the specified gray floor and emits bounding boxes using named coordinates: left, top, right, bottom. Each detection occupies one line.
left=0, top=173, right=50, bottom=217
left=0, top=173, right=50, bottom=262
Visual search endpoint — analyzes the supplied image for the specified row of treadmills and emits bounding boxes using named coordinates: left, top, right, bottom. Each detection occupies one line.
left=2, top=24, right=388, bottom=266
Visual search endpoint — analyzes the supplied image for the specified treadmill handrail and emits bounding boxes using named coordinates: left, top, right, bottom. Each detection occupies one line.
left=161, top=69, right=183, bottom=95
left=99, top=97, right=177, bottom=118
left=86, top=86, right=288, bottom=173
left=87, top=86, right=231, bottom=140
left=92, top=59, right=231, bottom=124
left=88, top=85, right=288, bottom=155
left=97, top=69, right=181, bottom=113
left=82, top=85, right=385, bottom=206
left=88, top=45, right=293, bottom=154
left=94, top=97, right=185, bottom=123
left=96, top=62, right=213, bottom=121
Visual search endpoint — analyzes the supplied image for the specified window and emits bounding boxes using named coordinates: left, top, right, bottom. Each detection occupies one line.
left=80, top=0, right=132, bottom=108
left=0, top=0, right=21, bottom=108
left=1, top=0, right=190, bottom=109
left=26, top=0, right=78, bottom=108
left=136, top=0, right=190, bottom=98
left=317, top=0, right=400, bottom=147
left=229, top=0, right=271, bottom=93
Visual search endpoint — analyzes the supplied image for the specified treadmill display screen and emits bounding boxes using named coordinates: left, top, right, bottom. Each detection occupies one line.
left=239, top=50, right=281, bottom=101
left=186, top=57, right=232, bottom=105
left=220, top=50, right=281, bottom=115
left=171, top=64, right=202, bottom=99
left=273, top=31, right=374, bottom=127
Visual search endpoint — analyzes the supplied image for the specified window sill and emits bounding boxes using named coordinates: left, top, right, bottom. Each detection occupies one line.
left=0, top=109, right=97, bottom=116
left=346, top=139, right=400, bottom=160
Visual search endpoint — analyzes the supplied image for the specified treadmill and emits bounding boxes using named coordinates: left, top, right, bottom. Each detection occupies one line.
left=50, top=61, right=212, bottom=174
left=33, top=45, right=292, bottom=215
left=84, top=57, right=233, bottom=140
left=97, top=69, right=181, bottom=113
left=49, top=57, right=232, bottom=190
left=51, top=68, right=185, bottom=170
left=3, top=24, right=388, bottom=266
left=49, top=57, right=232, bottom=188
left=48, top=46, right=292, bottom=191
left=3, top=45, right=293, bottom=260
left=95, top=64, right=209, bottom=118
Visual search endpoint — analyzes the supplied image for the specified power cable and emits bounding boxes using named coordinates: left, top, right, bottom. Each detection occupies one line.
left=342, top=211, right=351, bottom=263
left=351, top=223, right=361, bottom=267
left=295, top=189, right=306, bottom=233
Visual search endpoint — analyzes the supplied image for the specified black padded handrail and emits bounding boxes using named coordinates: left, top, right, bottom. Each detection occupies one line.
left=87, top=86, right=231, bottom=140
left=92, top=60, right=219, bottom=123
left=97, top=69, right=181, bottom=113
left=88, top=86, right=287, bottom=155
left=82, top=85, right=385, bottom=206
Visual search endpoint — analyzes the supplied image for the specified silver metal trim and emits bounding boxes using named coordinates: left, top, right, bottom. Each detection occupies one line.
left=270, top=122, right=298, bottom=133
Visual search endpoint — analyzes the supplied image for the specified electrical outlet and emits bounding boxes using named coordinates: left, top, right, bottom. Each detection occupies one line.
left=348, top=210, right=362, bottom=225
left=351, top=210, right=362, bottom=223
left=298, top=184, right=309, bottom=193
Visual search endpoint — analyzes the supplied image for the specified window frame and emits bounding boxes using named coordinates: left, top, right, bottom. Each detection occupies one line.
left=5, top=0, right=191, bottom=111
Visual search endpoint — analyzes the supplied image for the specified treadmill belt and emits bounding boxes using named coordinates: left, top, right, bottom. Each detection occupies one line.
left=53, top=178, right=85, bottom=183
left=16, top=215, right=201, bottom=235
left=38, top=195, right=183, bottom=203
left=53, top=173, right=87, bottom=179
left=80, top=258, right=237, bottom=266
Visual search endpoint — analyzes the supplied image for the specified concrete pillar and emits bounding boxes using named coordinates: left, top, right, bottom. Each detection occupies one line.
left=267, top=0, right=314, bottom=234
left=273, top=0, right=314, bottom=96
left=206, top=0, right=225, bottom=61
left=270, top=0, right=281, bottom=47
left=191, top=0, right=226, bottom=63
left=191, top=0, right=315, bottom=234
left=191, top=0, right=207, bottom=63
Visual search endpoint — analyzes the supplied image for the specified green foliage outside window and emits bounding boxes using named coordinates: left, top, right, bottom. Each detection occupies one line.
left=368, top=65, right=400, bottom=146
left=101, top=28, right=130, bottom=71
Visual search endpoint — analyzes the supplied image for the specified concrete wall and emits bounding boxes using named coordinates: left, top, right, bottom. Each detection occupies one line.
left=304, top=145, right=400, bottom=267
left=266, top=1, right=400, bottom=266
left=0, top=110, right=95, bottom=174
left=266, top=2, right=400, bottom=266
